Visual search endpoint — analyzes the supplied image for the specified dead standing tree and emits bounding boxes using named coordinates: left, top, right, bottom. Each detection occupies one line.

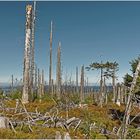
left=106, top=62, right=119, bottom=103
left=11, top=75, right=14, bottom=93
left=41, top=69, right=45, bottom=97
left=37, top=68, right=41, bottom=101
left=86, top=62, right=105, bottom=107
left=120, top=60, right=140, bottom=138
left=110, top=62, right=118, bottom=103
left=34, top=64, right=38, bottom=98
left=80, top=65, right=84, bottom=104
left=49, top=21, right=53, bottom=94
left=22, top=5, right=33, bottom=104
left=56, top=42, right=62, bottom=100
left=76, top=66, right=79, bottom=93
left=29, top=1, right=36, bottom=100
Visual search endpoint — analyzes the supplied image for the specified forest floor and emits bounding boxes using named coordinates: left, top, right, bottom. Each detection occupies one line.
left=0, top=93, right=139, bottom=139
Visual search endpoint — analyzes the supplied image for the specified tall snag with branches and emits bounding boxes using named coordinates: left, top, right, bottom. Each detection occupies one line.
left=56, top=42, right=62, bottom=100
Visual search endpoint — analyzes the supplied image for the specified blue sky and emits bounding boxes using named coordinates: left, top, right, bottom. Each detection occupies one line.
left=0, top=1, right=140, bottom=85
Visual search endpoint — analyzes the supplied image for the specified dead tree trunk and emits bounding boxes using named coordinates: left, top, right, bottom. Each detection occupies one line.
left=116, top=83, right=121, bottom=106
left=37, top=68, right=41, bottom=101
left=121, top=60, right=140, bottom=138
left=99, top=63, right=103, bottom=107
left=56, top=42, right=61, bottom=100
left=11, top=75, right=14, bottom=93
left=87, top=77, right=89, bottom=94
left=120, top=83, right=124, bottom=104
left=80, top=65, right=84, bottom=104
left=51, top=79, right=54, bottom=96
left=76, top=66, right=79, bottom=93
left=22, top=5, right=33, bottom=104
left=41, top=69, right=45, bottom=96
left=103, top=76, right=107, bottom=104
left=49, top=21, right=53, bottom=94
left=34, top=64, right=38, bottom=99
left=29, top=1, right=36, bottom=101
left=124, top=86, right=128, bottom=104
left=112, top=68, right=116, bottom=103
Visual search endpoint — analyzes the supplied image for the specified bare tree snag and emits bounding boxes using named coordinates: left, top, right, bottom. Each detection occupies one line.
left=103, top=75, right=107, bottom=104
left=37, top=68, right=41, bottom=101
left=51, top=79, right=54, bottom=95
left=22, top=5, right=33, bottom=104
left=124, top=86, right=128, bottom=104
left=11, top=74, right=14, bottom=93
left=120, top=83, right=124, bottom=104
left=29, top=1, right=36, bottom=100
left=41, top=69, right=45, bottom=96
left=80, top=65, right=84, bottom=104
left=86, top=77, right=89, bottom=94
left=99, top=62, right=103, bottom=107
left=76, top=66, right=79, bottom=93
left=56, top=42, right=61, bottom=100
left=112, top=67, right=116, bottom=103
left=49, top=21, right=53, bottom=94
left=116, top=83, right=121, bottom=106
left=34, top=64, right=38, bottom=98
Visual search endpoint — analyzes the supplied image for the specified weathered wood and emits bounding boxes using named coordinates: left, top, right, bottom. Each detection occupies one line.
left=37, top=68, right=42, bottom=102
left=11, top=75, right=14, bottom=93
left=41, top=69, right=45, bottom=96
left=112, top=68, right=116, bottom=103
left=56, top=42, right=62, bottom=100
left=22, top=5, right=33, bottom=104
left=29, top=1, right=36, bottom=101
left=99, top=62, right=103, bottom=107
left=34, top=64, right=38, bottom=99
left=49, top=21, right=53, bottom=94
left=76, top=66, right=79, bottom=93
left=116, top=83, right=121, bottom=106
left=80, top=65, right=84, bottom=104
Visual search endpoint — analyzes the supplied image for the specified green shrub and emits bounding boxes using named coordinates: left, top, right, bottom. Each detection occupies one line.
left=9, top=90, right=22, bottom=99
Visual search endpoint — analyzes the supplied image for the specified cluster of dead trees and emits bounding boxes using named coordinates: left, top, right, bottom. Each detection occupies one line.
left=14, top=2, right=140, bottom=139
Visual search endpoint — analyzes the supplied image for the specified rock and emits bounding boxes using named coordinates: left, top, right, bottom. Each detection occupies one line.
left=116, top=100, right=120, bottom=106
left=63, top=132, right=71, bottom=140
left=55, top=131, right=62, bottom=140
left=0, top=117, right=9, bottom=128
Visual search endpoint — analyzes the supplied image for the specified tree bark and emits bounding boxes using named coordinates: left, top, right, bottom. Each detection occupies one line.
left=56, top=42, right=62, bottom=100
left=22, top=5, right=33, bottom=104
left=80, top=65, right=84, bottom=104
left=49, top=21, right=53, bottom=94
